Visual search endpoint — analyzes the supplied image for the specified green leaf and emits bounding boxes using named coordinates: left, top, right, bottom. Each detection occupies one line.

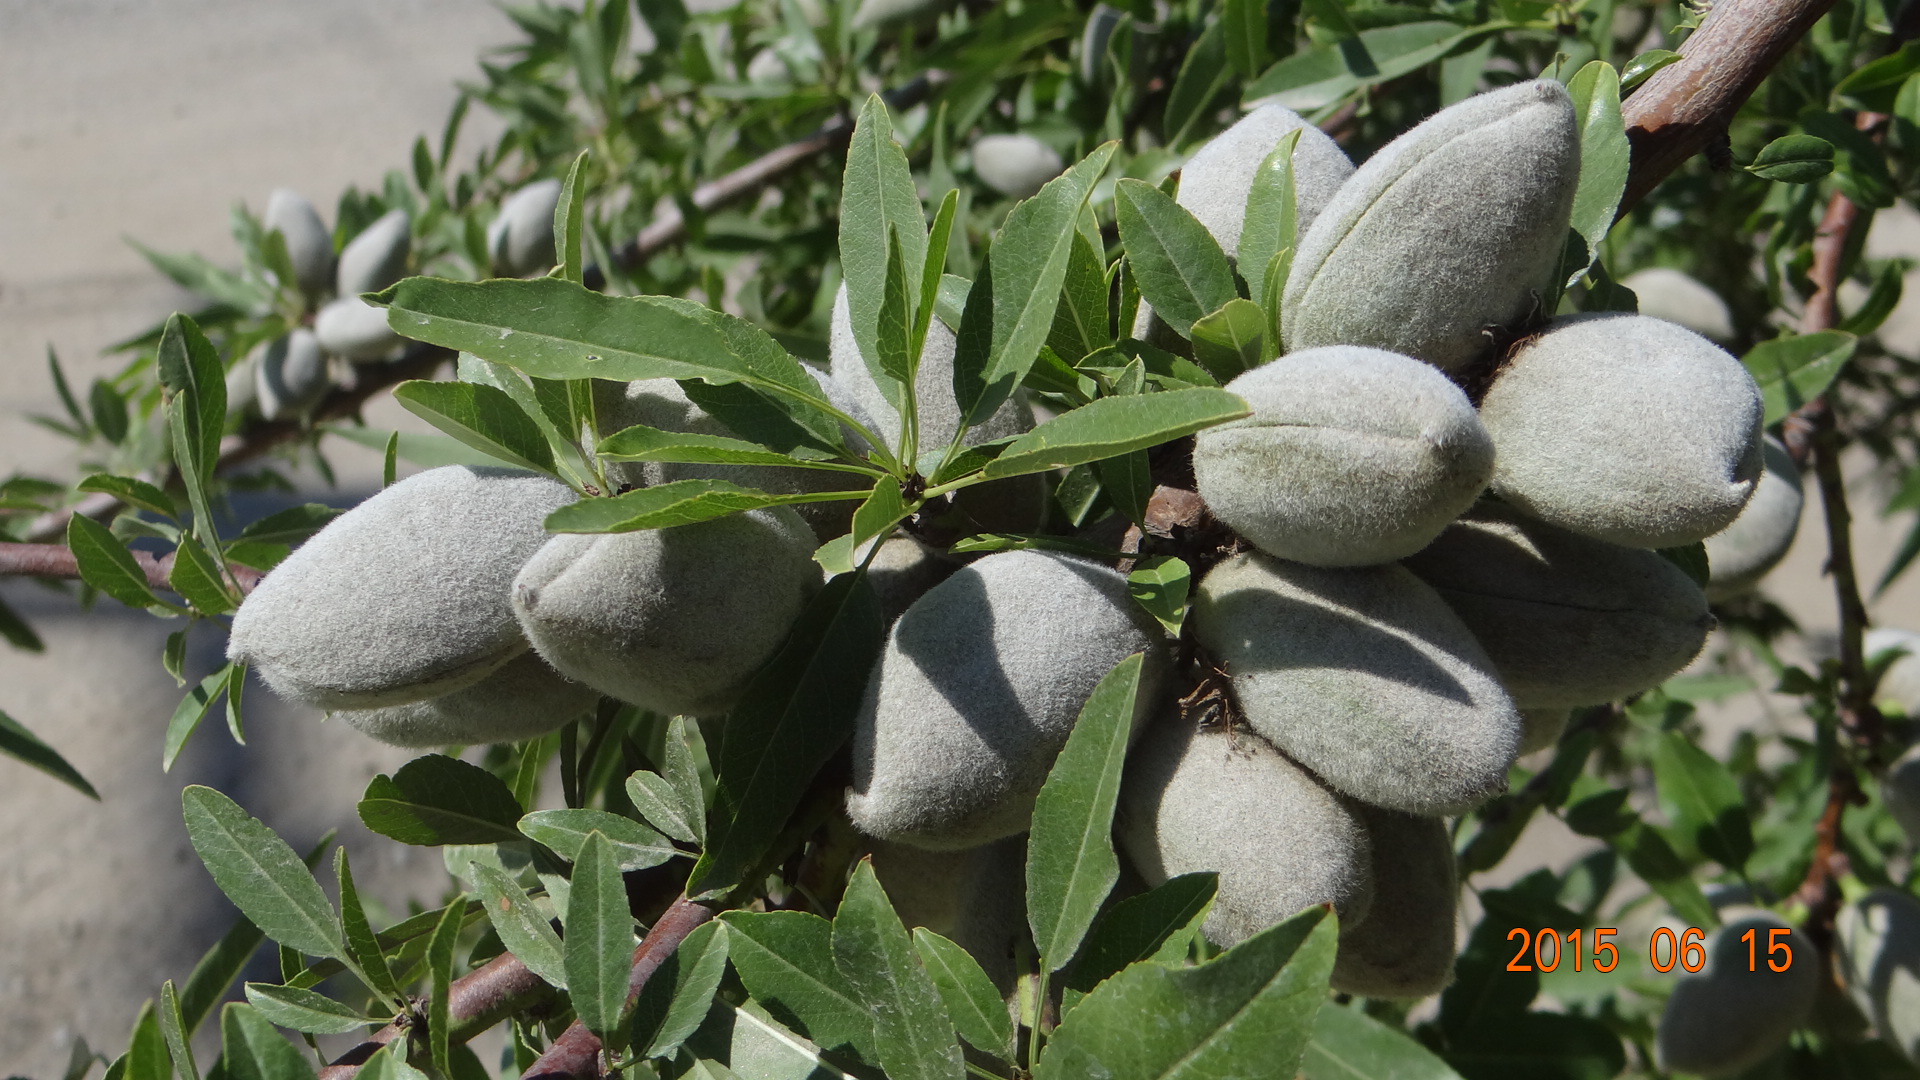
left=1126, top=558, right=1191, bottom=638
left=664, top=716, right=708, bottom=846
left=383, top=432, right=399, bottom=487
left=1036, top=907, right=1336, bottom=1079
left=1742, top=330, right=1857, bottom=425
left=913, top=929, right=1014, bottom=1059
left=817, top=481, right=910, bottom=576
left=1657, top=542, right=1711, bottom=591
left=1048, top=230, right=1112, bottom=364
left=690, top=573, right=883, bottom=896
left=597, top=425, right=847, bottom=470
left=626, top=770, right=700, bottom=844
left=356, top=1043, right=428, bottom=1080
left=469, top=859, right=568, bottom=989
left=224, top=662, right=248, bottom=746
left=555, top=149, right=590, bottom=284
left=392, top=380, right=558, bottom=476
left=566, top=831, right=637, bottom=1054
left=1303, top=1002, right=1465, bottom=1080
left=833, top=862, right=965, bottom=1080
left=1610, top=822, right=1716, bottom=929
left=170, top=535, right=235, bottom=616
left=159, top=982, right=199, bottom=1080
left=358, top=754, right=526, bottom=846
left=1840, top=259, right=1905, bottom=336
left=544, top=478, right=846, bottom=534
left=1028, top=655, right=1144, bottom=971
left=1802, top=111, right=1896, bottom=208
left=875, top=226, right=919, bottom=418
left=89, top=379, right=130, bottom=445
left=981, top=388, right=1250, bottom=480
left=519, top=808, right=679, bottom=870
left=0, top=707, right=98, bottom=799
left=156, top=314, right=227, bottom=554
left=1836, top=40, right=1920, bottom=111
left=1652, top=730, right=1753, bottom=871
left=1189, top=299, right=1269, bottom=383
left=122, top=1002, right=168, bottom=1080
left=0, top=593, right=44, bottom=653
left=1239, top=130, right=1302, bottom=310
left=633, top=920, right=730, bottom=1059
left=68, top=514, right=162, bottom=610
left=1115, top=179, right=1238, bottom=338
left=77, top=474, right=176, bottom=519
left=235, top=505, right=344, bottom=545
left=1221, top=0, right=1274, bottom=79
left=841, top=96, right=928, bottom=397
left=1244, top=22, right=1475, bottom=111
left=953, top=143, right=1119, bottom=431
left=1442, top=1012, right=1625, bottom=1080
left=1164, top=19, right=1232, bottom=147
left=164, top=666, right=231, bottom=772
left=335, top=849, right=400, bottom=1003
left=719, top=911, right=875, bottom=1062
left=182, top=786, right=344, bottom=960
left=171, top=831, right=331, bottom=1035
left=1619, top=48, right=1680, bottom=91
left=426, top=893, right=466, bottom=1077
left=1564, top=61, right=1628, bottom=280
left=1063, top=873, right=1218, bottom=995
left=220, top=1004, right=316, bottom=1080
left=1747, top=134, right=1836, bottom=184
left=377, top=277, right=785, bottom=391
left=326, top=425, right=521, bottom=470
left=1093, top=451, right=1153, bottom=527
left=919, top=191, right=961, bottom=357
left=242, top=984, right=375, bottom=1035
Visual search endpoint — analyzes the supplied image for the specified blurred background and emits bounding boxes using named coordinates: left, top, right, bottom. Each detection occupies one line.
left=7, top=1, right=1920, bottom=1076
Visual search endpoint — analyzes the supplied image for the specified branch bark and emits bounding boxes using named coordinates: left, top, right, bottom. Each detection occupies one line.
left=0, top=542, right=263, bottom=595
left=316, top=952, right=557, bottom=1080
left=1619, top=0, right=1840, bottom=215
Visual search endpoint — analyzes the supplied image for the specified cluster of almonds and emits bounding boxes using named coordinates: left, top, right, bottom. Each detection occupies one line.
left=229, top=79, right=1813, bottom=1011
left=232, top=180, right=566, bottom=421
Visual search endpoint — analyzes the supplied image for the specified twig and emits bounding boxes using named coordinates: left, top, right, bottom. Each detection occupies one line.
left=1619, top=0, right=1841, bottom=215
left=522, top=896, right=720, bottom=1080
left=0, top=542, right=263, bottom=594
left=316, top=952, right=556, bottom=1080
left=611, top=71, right=948, bottom=270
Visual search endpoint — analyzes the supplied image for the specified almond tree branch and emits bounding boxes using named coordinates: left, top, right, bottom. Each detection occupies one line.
left=1619, top=0, right=1839, bottom=215
left=0, top=542, right=263, bottom=594
left=316, top=952, right=558, bottom=1080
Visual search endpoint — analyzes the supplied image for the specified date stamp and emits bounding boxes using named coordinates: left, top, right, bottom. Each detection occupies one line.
left=1505, top=927, right=1798, bottom=973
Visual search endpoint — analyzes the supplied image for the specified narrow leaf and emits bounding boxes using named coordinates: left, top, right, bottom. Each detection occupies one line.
left=1115, top=179, right=1237, bottom=337
left=519, top=808, right=679, bottom=870
left=840, top=96, right=928, bottom=394
left=1036, top=908, right=1336, bottom=1079
left=242, top=984, right=376, bottom=1035
left=566, top=831, right=637, bottom=1053
left=155, top=314, right=227, bottom=554
left=633, top=920, right=730, bottom=1059
left=1652, top=730, right=1753, bottom=871
left=68, top=514, right=161, bottom=610
left=358, top=754, right=525, bottom=846
left=598, top=426, right=849, bottom=470
left=77, top=474, right=176, bottom=519
left=182, top=786, right=344, bottom=960
left=1748, top=134, right=1837, bottom=183
left=470, top=859, right=568, bottom=989
left=1303, top=1002, right=1465, bottom=1080
left=720, top=911, right=875, bottom=1062
left=544, top=478, right=845, bottom=534
left=1189, top=299, right=1268, bottom=383
left=664, top=716, right=707, bottom=846
left=1063, top=872, right=1218, bottom=994
left=220, top=1004, right=315, bottom=1080
left=159, top=982, right=199, bottom=1080
left=981, top=388, right=1250, bottom=479
left=690, top=574, right=883, bottom=896
left=1048, top=230, right=1113, bottom=364
left=1742, top=331, right=1857, bottom=424
left=913, top=929, right=1014, bottom=1059
left=1239, top=131, right=1302, bottom=309
left=954, top=143, right=1119, bottom=430
left=627, top=770, right=700, bottom=844
left=555, top=149, right=590, bottom=285
left=833, top=862, right=965, bottom=1080
left=392, top=380, right=557, bottom=476
left=427, top=894, right=466, bottom=1076
left=1222, top=0, right=1274, bottom=78
left=1028, top=655, right=1144, bottom=970
left=1565, top=61, right=1628, bottom=279
left=336, top=849, right=401, bottom=1002
left=164, top=667, right=231, bottom=772
left=170, top=535, right=235, bottom=616
left=0, top=707, right=99, bottom=799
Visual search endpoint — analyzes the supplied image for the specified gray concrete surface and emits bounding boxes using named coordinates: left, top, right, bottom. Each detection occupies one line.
left=1, top=3, right=517, bottom=1075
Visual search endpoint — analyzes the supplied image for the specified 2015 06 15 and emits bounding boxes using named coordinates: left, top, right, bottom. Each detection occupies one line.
left=1505, top=927, right=1798, bottom=973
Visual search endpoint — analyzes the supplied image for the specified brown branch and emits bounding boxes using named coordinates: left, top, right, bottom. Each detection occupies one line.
left=522, top=895, right=720, bottom=1080
left=317, top=952, right=557, bottom=1080
left=612, top=71, right=948, bottom=270
left=1619, top=0, right=1840, bottom=215
left=0, top=541, right=264, bottom=594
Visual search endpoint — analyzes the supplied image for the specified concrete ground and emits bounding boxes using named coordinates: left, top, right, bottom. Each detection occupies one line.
left=7, top=2, right=1920, bottom=1074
